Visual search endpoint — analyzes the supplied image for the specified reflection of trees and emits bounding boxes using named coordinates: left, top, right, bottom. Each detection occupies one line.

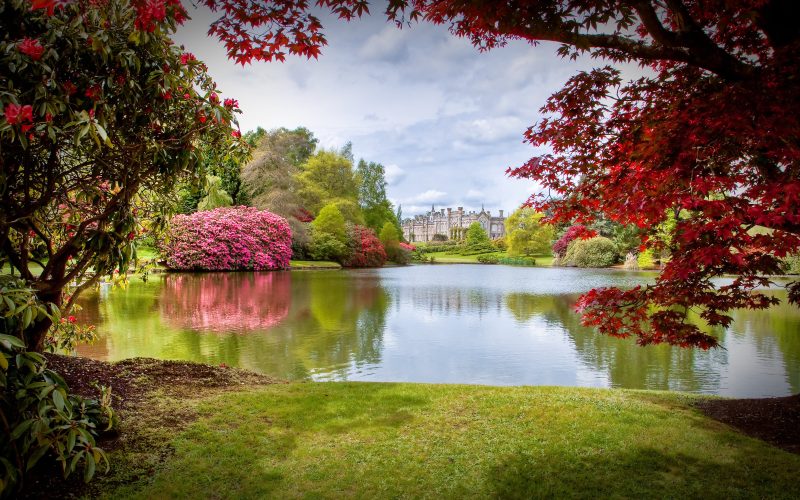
left=161, top=272, right=291, bottom=332
left=504, top=292, right=725, bottom=392
left=729, top=293, right=800, bottom=394
left=406, top=286, right=502, bottom=316
left=76, top=271, right=391, bottom=381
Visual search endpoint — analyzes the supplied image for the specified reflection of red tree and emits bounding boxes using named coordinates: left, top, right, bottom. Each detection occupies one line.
left=161, top=272, right=291, bottom=333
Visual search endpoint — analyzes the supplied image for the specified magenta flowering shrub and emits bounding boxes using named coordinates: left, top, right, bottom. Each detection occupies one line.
left=162, top=206, right=292, bottom=270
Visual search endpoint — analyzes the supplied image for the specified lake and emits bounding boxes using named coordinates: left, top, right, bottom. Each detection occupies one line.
left=75, top=265, right=800, bottom=397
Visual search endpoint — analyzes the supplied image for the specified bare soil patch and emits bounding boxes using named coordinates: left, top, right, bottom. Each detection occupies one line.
left=695, top=394, right=800, bottom=454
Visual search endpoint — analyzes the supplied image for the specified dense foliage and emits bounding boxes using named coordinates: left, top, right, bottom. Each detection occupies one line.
left=563, top=237, right=619, bottom=268
left=343, top=225, right=387, bottom=268
left=505, top=208, right=554, bottom=257
left=161, top=207, right=291, bottom=271
left=0, top=0, right=242, bottom=350
left=552, top=225, right=596, bottom=259
left=1, top=278, right=115, bottom=495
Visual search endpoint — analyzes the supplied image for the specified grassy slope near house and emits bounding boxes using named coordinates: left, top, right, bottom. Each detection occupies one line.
left=103, top=382, right=800, bottom=499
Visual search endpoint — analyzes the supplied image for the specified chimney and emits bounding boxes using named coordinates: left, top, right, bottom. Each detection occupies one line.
left=499, top=210, right=504, bottom=217
left=457, top=207, right=463, bottom=212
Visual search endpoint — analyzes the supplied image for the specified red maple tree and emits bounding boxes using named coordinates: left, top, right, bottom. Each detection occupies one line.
left=40, top=0, right=800, bottom=349
left=190, top=0, right=797, bottom=349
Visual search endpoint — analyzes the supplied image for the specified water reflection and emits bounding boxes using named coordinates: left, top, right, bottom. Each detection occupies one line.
left=76, top=265, right=800, bottom=396
left=162, top=273, right=291, bottom=332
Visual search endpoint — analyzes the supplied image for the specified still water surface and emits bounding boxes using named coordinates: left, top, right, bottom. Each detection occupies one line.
left=76, top=265, right=800, bottom=397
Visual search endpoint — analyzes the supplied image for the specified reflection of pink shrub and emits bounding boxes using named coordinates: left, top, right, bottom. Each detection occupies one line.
left=161, top=273, right=291, bottom=332
left=162, top=207, right=292, bottom=270
left=344, top=225, right=386, bottom=268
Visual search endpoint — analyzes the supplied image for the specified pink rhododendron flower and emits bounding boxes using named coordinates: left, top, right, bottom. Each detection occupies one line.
left=161, top=206, right=292, bottom=271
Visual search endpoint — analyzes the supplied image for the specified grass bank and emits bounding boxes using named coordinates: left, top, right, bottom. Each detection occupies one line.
left=46, top=360, right=796, bottom=499
left=431, top=253, right=554, bottom=266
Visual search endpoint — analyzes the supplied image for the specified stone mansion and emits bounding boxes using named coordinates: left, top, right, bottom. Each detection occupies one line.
left=401, top=205, right=506, bottom=243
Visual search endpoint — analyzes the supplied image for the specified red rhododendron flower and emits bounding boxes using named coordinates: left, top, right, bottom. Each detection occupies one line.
left=231, top=129, right=240, bottom=138
left=209, top=93, right=219, bottom=103
left=18, top=37, right=45, bottom=60
left=198, top=114, right=207, bottom=123
left=85, top=85, right=101, bottom=100
left=29, top=0, right=63, bottom=16
left=4, top=104, right=33, bottom=125
left=180, top=52, right=196, bottom=65
left=223, top=98, right=239, bottom=108
left=62, top=81, right=77, bottom=95
left=68, top=315, right=76, bottom=323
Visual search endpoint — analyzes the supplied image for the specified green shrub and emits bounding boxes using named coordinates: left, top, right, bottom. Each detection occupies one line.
left=492, top=237, right=508, bottom=251
left=460, top=243, right=497, bottom=256
left=465, top=222, right=490, bottom=247
left=563, top=237, right=618, bottom=268
left=308, top=230, right=349, bottom=262
left=477, top=254, right=499, bottom=264
left=783, top=254, right=800, bottom=274
left=1, top=279, right=116, bottom=496
left=498, top=256, right=537, bottom=266
left=312, top=204, right=347, bottom=245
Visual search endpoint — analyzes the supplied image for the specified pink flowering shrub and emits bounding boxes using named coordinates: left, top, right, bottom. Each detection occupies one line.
left=399, top=242, right=416, bottom=252
left=162, top=206, right=292, bottom=270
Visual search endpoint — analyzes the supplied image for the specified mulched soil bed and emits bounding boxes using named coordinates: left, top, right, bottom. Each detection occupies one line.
left=44, top=353, right=280, bottom=411
left=695, top=394, right=800, bottom=454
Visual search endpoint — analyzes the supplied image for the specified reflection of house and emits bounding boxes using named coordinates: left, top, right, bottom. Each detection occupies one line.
left=401, top=205, right=506, bottom=242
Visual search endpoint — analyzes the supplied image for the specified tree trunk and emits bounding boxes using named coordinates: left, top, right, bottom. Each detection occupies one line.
left=24, top=289, right=61, bottom=352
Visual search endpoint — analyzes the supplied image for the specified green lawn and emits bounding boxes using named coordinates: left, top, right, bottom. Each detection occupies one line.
left=290, top=260, right=342, bottom=269
left=432, top=253, right=554, bottom=266
left=105, top=383, right=800, bottom=499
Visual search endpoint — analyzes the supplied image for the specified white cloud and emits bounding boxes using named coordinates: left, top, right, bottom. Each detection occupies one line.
left=384, top=164, right=406, bottom=185
left=408, top=189, right=449, bottom=204
left=174, top=7, right=648, bottom=219
left=358, top=26, right=410, bottom=63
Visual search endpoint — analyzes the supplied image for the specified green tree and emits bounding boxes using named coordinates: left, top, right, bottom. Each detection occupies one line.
left=466, top=222, right=490, bottom=247
left=505, top=208, right=555, bottom=256
left=242, top=127, right=318, bottom=255
left=312, top=204, right=347, bottom=245
left=356, top=159, right=398, bottom=232
left=197, top=175, right=233, bottom=211
left=242, top=126, right=318, bottom=216
left=379, top=222, right=400, bottom=248
left=296, top=150, right=359, bottom=216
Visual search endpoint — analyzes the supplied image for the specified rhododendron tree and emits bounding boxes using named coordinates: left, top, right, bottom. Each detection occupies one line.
left=0, top=0, right=244, bottom=351
left=187, top=0, right=797, bottom=349
left=161, top=207, right=292, bottom=271
left=344, top=225, right=386, bottom=268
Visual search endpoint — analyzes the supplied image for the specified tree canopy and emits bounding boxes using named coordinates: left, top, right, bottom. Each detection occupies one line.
left=0, top=0, right=242, bottom=350
left=192, top=0, right=799, bottom=349
left=505, top=208, right=555, bottom=257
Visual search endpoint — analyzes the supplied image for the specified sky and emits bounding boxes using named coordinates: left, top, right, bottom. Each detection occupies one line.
left=173, top=4, right=612, bottom=217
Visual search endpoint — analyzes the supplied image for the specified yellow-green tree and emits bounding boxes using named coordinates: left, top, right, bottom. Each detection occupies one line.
left=504, top=208, right=555, bottom=256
